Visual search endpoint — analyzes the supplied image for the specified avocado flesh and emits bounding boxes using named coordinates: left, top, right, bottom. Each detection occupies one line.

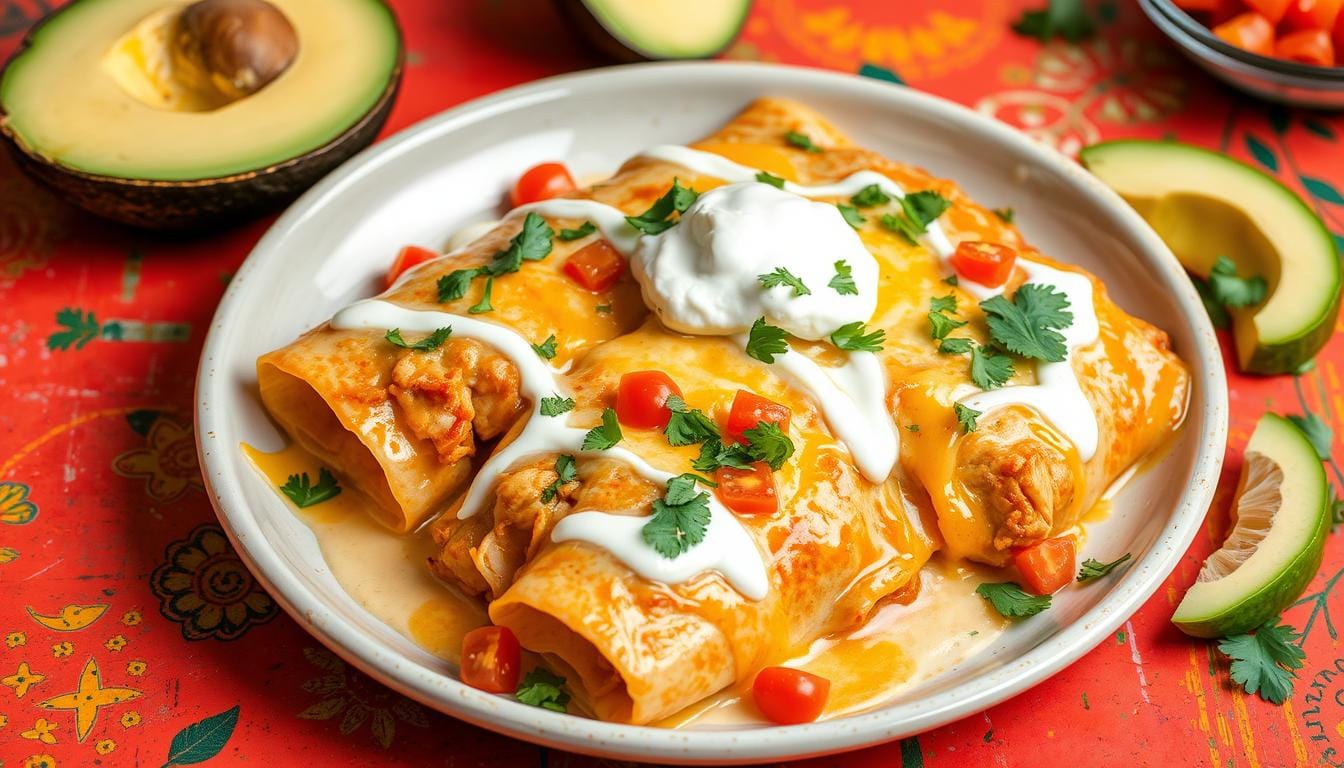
left=1080, top=140, right=1340, bottom=374
left=0, top=0, right=398, bottom=181
left=571, top=0, right=750, bottom=59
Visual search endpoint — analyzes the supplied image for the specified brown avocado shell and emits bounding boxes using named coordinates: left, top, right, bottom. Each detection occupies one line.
left=0, top=0, right=404, bottom=231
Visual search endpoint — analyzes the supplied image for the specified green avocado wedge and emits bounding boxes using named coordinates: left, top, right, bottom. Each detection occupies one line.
left=1172, top=414, right=1329, bottom=639
left=1080, top=140, right=1341, bottom=375
left=556, top=0, right=752, bottom=61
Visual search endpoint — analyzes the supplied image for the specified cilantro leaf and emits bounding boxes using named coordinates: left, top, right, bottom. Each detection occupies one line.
left=385, top=327, right=452, bottom=351
left=515, top=668, right=570, bottom=712
left=785, top=130, right=822, bottom=152
left=642, top=475, right=712, bottom=558
left=582, top=407, right=623, bottom=450
left=830, top=321, right=886, bottom=352
left=626, top=179, right=698, bottom=235
left=1192, top=276, right=1231, bottom=329
left=880, top=191, right=951, bottom=244
left=955, top=403, right=981, bottom=434
left=970, top=344, right=1015, bottom=390
left=540, top=454, right=578, bottom=503
left=664, top=394, right=721, bottom=447
left=468, top=276, right=495, bottom=314
left=756, top=171, right=786, bottom=189
left=993, top=207, right=1016, bottom=223
left=850, top=184, right=890, bottom=208
left=437, top=268, right=481, bottom=302
left=595, top=304, right=612, bottom=314
left=743, top=421, right=795, bottom=470
left=1218, top=620, right=1305, bottom=705
left=829, top=260, right=858, bottom=295
left=758, top=267, right=811, bottom=297
left=929, top=311, right=967, bottom=340
left=944, top=274, right=960, bottom=286
left=980, top=283, right=1072, bottom=362
left=976, top=582, right=1051, bottom=618
left=531, top=334, right=558, bottom=360
left=907, top=424, right=921, bottom=433
left=557, top=221, right=596, bottom=241
left=837, top=204, right=866, bottom=229
left=1077, top=552, right=1132, bottom=582
left=539, top=395, right=574, bottom=416
left=939, top=337, right=974, bottom=355
left=930, top=294, right=958, bottom=314
left=280, top=468, right=342, bottom=508
left=1287, top=413, right=1333, bottom=459
left=1012, top=0, right=1097, bottom=43
left=745, top=317, right=789, bottom=363
left=692, top=439, right=755, bottom=473
left=488, top=212, right=555, bottom=275
left=1208, top=255, right=1267, bottom=309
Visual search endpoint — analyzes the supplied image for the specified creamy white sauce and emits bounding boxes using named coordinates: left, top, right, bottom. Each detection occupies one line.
left=330, top=299, right=770, bottom=601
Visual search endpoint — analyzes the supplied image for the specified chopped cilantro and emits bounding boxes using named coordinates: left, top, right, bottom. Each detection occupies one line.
left=1193, top=277, right=1230, bottom=329
left=385, top=327, right=452, bottom=350
left=907, top=424, right=921, bottom=433
left=582, top=407, right=623, bottom=450
left=595, top=304, right=612, bottom=313
left=930, top=294, right=958, bottom=314
left=756, top=171, right=786, bottom=189
left=642, top=474, right=712, bottom=558
left=1012, top=0, right=1097, bottom=43
left=758, top=267, right=811, bottom=297
left=829, top=260, right=858, bottom=295
left=1077, top=553, right=1132, bottom=582
left=970, top=344, right=1014, bottom=390
left=437, top=212, right=554, bottom=303
left=944, top=274, right=960, bottom=286
left=830, top=321, right=886, bottom=352
left=880, top=191, right=951, bottom=244
left=437, top=268, right=481, bottom=302
left=980, top=283, right=1073, bottom=362
left=745, top=317, right=789, bottom=363
left=626, top=179, right=698, bottom=235
left=540, top=454, right=577, bottom=503
left=837, top=204, right=866, bottom=229
left=1208, top=255, right=1267, bottom=309
left=664, top=394, right=721, bottom=447
left=516, top=668, right=570, bottom=712
left=468, top=276, right=494, bottom=314
left=557, top=221, right=596, bottom=241
left=976, top=582, right=1051, bottom=618
left=742, top=421, right=795, bottom=470
left=531, top=334, right=558, bottom=360
left=539, top=395, right=575, bottom=416
left=850, top=184, right=890, bottom=208
left=1218, top=619, right=1304, bottom=705
left=785, top=130, right=822, bottom=152
left=281, top=468, right=342, bottom=508
left=954, top=403, right=981, bottom=433
left=692, top=438, right=754, bottom=473
left=928, top=311, right=967, bottom=340
left=993, top=207, right=1016, bottom=223
left=938, top=337, right=974, bottom=355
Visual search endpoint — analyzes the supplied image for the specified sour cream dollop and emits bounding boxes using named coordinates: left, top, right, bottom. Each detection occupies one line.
left=630, top=182, right=878, bottom=341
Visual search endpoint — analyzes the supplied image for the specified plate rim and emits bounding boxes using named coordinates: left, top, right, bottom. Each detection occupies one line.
left=196, top=60, right=1229, bottom=764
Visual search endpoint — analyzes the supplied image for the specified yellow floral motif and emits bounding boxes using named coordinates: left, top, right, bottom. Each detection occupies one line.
left=95, top=738, right=116, bottom=755
left=38, top=658, right=141, bottom=742
left=103, top=635, right=127, bottom=652
left=3, top=662, right=45, bottom=698
left=120, top=710, right=141, bottom=728
left=126, top=660, right=147, bottom=677
left=0, top=481, right=38, bottom=524
left=120, top=610, right=142, bottom=627
left=112, top=417, right=203, bottom=502
left=26, top=604, right=107, bottom=632
left=1, top=713, right=8, bottom=727
left=51, top=643, right=72, bottom=658
left=23, top=754, right=56, bottom=768
left=21, top=717, right=58, bottom=744
left=298, top=647, right=429, bottom=749
left=0, top=547, right=17, bottom=563
left=6, top=631, right=26, bottom=648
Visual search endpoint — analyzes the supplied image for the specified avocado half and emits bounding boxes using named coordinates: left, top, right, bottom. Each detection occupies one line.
left=556, top=0, right=752, bottom=62
left=1081, top=140, right=1341, bottom=374
left=0, top=0, right=403, bottom=230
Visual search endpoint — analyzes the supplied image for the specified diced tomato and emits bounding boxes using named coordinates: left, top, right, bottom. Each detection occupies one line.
left=460, top=626, right=521, bottom=693
left=563, top=240, right=626, bottom=292
left=724, top=391, right=792, bottom=444
left=715, top=462, right=779, bottom=516
left=1242, top=0, right=1294, bottom=23
left=1283, top=0, right=1343, bottom=31
left=1276, top=28, right=1337, bottom=64
left=385, top=245, right=439, bottom=289
left=510, top=162, right=577, bottom=208
left=1174, top=0, right=1235, bottom=12
left=615, top=370, right=682, bottom=430
left=1212, top=12, right=1276, bottom=56
left=1013, top=537, right=1078, bottom=596
left=950, top=241, right=1018, bottom=288
left=752, top=667, right=831, bottom=725
left=1334, top=7, right=1344, bottom=52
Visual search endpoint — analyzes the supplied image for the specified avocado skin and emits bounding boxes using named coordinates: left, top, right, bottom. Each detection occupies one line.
left=553, top=0, right=750, bottom=62
left=0, top=0, right=403, bottom=231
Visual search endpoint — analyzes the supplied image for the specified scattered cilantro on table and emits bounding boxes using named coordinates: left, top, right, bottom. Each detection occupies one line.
left=1218, top=619, right=1304, bottom=705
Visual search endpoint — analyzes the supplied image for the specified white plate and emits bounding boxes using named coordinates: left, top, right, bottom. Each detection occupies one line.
left=196, top=62, right=1228, bottom=765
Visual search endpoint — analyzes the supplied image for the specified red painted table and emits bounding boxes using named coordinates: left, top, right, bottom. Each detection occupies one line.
left=2, top=1, right=1343, bottom=766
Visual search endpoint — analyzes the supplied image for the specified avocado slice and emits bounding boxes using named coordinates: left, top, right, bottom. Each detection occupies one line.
left=0, top=0, right=402, bottom=229
left=1080, top=140, right=1340, bottom=374
left=557, top=0, right=751, bottom=61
